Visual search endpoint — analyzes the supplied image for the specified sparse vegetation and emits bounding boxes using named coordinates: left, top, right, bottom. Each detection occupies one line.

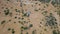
left=1, top=20, right=6, bottom=24
left=45, top=13, right=57, bottom=26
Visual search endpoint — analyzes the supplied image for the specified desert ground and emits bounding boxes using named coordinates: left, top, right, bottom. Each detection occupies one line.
left=0, top=0, right=60, bottom=34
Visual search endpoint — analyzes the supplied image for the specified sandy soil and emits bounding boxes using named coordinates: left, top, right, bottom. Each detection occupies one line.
left=0, top=0, right=60, bottom=34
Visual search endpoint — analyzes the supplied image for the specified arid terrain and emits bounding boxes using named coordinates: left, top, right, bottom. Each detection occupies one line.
left=0, top=0, right=60, bottom=34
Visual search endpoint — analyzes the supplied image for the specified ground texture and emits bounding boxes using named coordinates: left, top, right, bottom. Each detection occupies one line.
left=0, top=0, right=60, bottom=34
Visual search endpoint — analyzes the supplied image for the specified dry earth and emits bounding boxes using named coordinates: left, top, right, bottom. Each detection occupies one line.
left=0, top=0, right=60, bottom=34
